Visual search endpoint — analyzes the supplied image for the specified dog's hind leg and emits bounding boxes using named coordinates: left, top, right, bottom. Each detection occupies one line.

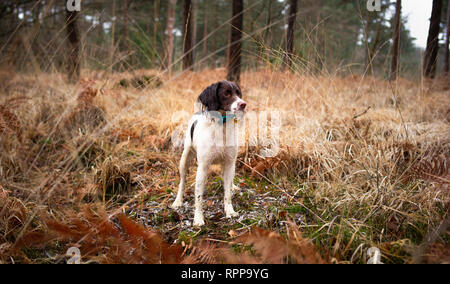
left=223, top=159, right=238, bottom=218
left=193, top=161, right=208, bottom=227
left=171, top=145, right=192, bottom=209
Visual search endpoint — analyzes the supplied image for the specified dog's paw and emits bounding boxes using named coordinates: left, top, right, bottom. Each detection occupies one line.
left=226, top=211, right=239, bottom=218
left=193, top=214, right=205, bottom=227
left=171, top=200, right=183, bottom=209
left=225, top=207, right=239, bottom=218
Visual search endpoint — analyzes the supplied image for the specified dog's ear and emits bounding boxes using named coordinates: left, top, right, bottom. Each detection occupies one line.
left=198, top=82, right=220, bottom=111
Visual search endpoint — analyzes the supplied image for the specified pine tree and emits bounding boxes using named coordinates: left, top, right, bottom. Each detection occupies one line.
left=182, top=0, right=194, bottom=70
left=166, top=0, right=177, bottom=73
left=283, top=0, right=298, bottom=70
left=389, top=0, right=402, bottom=81
left=227, top=0, right=244, bottom=83
left=66, top=6, right=80, bottom=82
left=444, top=1, right=450, bottom=74
left=424, top=0, right=443, bottom=78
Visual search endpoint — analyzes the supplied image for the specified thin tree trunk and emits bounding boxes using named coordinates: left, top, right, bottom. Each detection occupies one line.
left=389, top=0, right=402, bottom=81
left=227, top=0, right=244, bottom=83
left=109, top=0, right=116, bottom=72
left=264, top=0, right=273, bottom=41
left=423, top=0, right=443, bottom=78
left=444, top=1, right=450, bottom=74
left=262, top=0, right=273, bottom=66
left=363, top=18, right=371, bottom=75
left=182, top=0, right=194, bottom=70
left=124, top=0, right=131, bottom=66
left=166, top=0, right=177, bottom=73
left=98, top=13, right=104, bottom=43
left=66, top=8, right=80, bottom=82
left=202, top=0, right=208, bottom=67
left=366, top=16, right=384, bottom=76
left=153, top=0, right=160, bottom=69
left=314, top=4, right=323, bottom=73
left=192, top=0, right=198, bottom=69
left=212, top=1, right=218, bottom=67
left=283, top=0, right=297, bottom=70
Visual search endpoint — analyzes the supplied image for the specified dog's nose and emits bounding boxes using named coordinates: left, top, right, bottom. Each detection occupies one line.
left=238, top=102, right=247, bottom=110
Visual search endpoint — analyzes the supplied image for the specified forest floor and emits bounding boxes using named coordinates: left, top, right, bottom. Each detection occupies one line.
left=0, top=69, right=449, bottom=264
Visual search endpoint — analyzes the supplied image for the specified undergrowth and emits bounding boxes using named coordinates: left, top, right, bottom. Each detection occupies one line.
left=0, top=69, right=448, bottom=264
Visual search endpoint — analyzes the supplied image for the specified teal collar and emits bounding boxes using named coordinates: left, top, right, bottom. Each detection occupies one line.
left=196, top=111, right=234, bottom=125
left=210, top=112, right=235, bottom=125
left=196, top=110, right=237, bottom=125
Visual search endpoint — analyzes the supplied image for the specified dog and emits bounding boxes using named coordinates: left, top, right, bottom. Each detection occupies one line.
left=171, top=81, right=247, bottom=227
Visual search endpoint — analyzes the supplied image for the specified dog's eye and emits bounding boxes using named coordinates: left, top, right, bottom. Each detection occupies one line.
left=224, top=91, right=231, bottom=97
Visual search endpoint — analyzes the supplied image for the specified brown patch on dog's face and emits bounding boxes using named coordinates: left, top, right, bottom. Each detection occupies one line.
left=198, top=80, right=244, bottom=112
left=216, top=81, right=242, bottom=111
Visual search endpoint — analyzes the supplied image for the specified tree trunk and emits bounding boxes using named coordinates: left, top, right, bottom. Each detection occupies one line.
left=283, top=0, right=298, bottom=70
left=389, top=0, right=402, bottom=81
left=166, top=0, right=177, bottom=73
left=262, top=0, right=273, bottom=66
left=153, top=0, right=160, bottom=68
left=202, top=0, right=208, bottom=66
left=365, top=14, right=384, bottom=76
left=123, top=0, right=131, bottom=65
left=109, top=0, right=116, bottom=72
left=66, top=8, right=80, bottom=83
left=444, top=1, right=450, bottom=74
left=264, top=0, right=273, bottom=42
left=423, top=0, right=443, bottom=78
left=182, top=0, right=194, bottom=70
left=227, top=0, right=244, bottom=83
left=363, top=18, right=372, bottom=75
left=192, top=0, right=198, bottom=66
left=211, top=1, right=218, bottom=67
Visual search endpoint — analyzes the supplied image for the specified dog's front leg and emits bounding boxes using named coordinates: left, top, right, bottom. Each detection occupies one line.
left=172, top=146, right=191, bottom=209
left=193, top=162, right=208, bottom=227
left=223, top=159, right=238, bottom=218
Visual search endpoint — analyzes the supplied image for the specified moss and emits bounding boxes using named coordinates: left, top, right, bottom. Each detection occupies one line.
left=284, top=204, right=307, bottom=214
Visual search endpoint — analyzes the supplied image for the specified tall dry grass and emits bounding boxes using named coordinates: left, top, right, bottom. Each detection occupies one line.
left=0, top=68, right=448, bottom=263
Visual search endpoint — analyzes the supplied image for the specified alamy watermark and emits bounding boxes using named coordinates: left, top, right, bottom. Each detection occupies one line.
left=366, top=0, right=381, bottom=12
left=367, top=247, right=383, bottom=264
left=66, top=247, right=81, bottom=264
left=170, top=110, right=281, bottom=158
left=67, top=0, right=81, bottom=12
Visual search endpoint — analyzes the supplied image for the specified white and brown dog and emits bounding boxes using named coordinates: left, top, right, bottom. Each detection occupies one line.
left=171, top=81, right=247, bottom=227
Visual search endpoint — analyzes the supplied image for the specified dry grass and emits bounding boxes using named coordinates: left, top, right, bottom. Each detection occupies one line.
left=0, top=68, right=448, bottom=264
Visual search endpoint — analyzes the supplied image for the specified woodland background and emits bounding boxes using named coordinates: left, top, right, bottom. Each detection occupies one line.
left=0, top=0, right=449, bottom=79
left=0, top=0, right=449, bottom=264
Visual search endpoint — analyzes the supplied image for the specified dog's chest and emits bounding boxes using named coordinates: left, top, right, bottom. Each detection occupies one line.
left=193, top=120, right=239, bottom=162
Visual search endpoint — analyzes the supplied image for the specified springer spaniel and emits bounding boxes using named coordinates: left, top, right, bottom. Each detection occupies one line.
left=171, top=81, right=247, bottom=227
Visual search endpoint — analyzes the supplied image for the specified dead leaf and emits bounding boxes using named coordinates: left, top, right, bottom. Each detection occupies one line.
left=228, top=230, right=237, bottom=238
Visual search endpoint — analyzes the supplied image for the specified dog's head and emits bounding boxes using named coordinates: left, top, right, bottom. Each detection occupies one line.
left=198, top=81, right=246, bottom=113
